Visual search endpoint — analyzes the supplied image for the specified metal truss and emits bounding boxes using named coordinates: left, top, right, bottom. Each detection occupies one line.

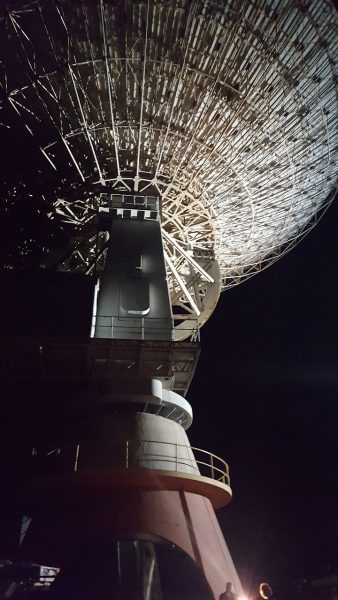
left=1, top=0, right=338, bottom=300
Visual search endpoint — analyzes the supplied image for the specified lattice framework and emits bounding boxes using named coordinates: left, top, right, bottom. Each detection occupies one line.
left=1, top=0, right=338, bottom=293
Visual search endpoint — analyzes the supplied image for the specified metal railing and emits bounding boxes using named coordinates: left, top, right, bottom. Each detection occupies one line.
left=90, top=315, right=199, bottom=340
left=30, top=441, right=230, bottom=487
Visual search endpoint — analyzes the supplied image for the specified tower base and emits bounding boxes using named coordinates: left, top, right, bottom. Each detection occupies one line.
left=20, top=484, right=242, bottom=599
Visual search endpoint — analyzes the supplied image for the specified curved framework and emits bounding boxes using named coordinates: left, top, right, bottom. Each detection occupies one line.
left=0, top=0, right=338, bottom=296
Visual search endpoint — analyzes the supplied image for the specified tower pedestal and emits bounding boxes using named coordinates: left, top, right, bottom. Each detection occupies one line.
left=19, top=472, right=238, bottom=599
left=0, top=339, right=243, bottom=599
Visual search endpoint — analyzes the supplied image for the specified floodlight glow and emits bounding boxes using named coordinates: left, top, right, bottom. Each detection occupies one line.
left=259, top=582, right=273, bottom=599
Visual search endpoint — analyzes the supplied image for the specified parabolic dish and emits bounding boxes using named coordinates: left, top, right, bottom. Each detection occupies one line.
left=1, top=0, right=338, bottom=293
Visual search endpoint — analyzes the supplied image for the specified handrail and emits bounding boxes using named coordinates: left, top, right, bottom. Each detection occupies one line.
left=30, top=440, right=230, bottom=487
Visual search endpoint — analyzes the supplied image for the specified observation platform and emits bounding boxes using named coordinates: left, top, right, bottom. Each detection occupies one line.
left=24, top=441, right=232, bottom=510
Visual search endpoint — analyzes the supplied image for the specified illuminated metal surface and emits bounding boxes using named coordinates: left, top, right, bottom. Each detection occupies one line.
left=1, top=0, right=337, bottom=292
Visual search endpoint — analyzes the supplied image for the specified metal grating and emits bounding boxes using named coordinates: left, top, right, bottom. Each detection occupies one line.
left=0, top=337, right=200, bottom=396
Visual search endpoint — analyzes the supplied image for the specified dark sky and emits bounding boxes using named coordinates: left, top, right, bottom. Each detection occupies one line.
left=187, top=198, right=338, bottom=595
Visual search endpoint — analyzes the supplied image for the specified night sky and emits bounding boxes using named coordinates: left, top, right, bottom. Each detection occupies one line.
left=187, top=198, right=338, bottom=596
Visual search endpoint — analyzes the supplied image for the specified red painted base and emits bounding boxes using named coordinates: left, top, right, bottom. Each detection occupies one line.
left=21, top=479, right=243, bottom=599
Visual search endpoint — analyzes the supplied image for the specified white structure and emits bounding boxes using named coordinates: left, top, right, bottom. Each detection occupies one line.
left=1, top=0, right=337, bottom=336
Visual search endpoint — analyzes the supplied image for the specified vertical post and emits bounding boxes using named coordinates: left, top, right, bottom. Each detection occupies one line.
left=210, top=453, right=214, bottom=480
left=126, top=440, right=129, bottom=468
left=176, top=443, right=178, bottom=471
left=74, top=444, right=80, bottom=472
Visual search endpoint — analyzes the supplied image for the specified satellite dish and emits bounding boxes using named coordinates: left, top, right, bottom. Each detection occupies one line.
left=1, top=0, right=337, bottom=334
